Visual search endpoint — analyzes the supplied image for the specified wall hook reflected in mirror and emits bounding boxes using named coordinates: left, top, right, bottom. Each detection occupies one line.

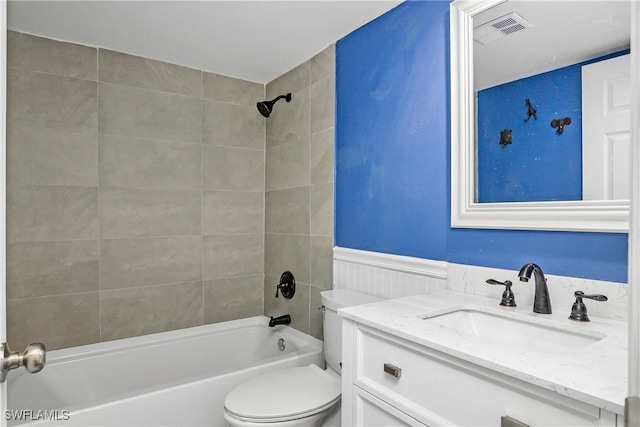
left=551, top=117, right=571, bottom=135
left=524, top=99, right=537, bottom=122
left=499, top=129, right=512, bottom=148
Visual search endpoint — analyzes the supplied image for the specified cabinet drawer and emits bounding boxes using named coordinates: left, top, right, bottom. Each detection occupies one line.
left=355, top=326, right=602, bottom=426
left=354, top=387, right=426, bottom=427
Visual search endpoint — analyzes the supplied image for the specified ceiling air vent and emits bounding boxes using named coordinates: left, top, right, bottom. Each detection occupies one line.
left=474, top=12, right=532, bottom=45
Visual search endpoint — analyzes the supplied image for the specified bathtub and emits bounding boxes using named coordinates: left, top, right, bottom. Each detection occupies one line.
left=7, top=316, right=323, bottom=427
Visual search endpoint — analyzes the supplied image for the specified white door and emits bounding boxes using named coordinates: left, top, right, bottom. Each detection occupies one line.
left=1, top=0, right=8, bottom=422
left=582, top=54, right=631, bottom=200
left=1, top=2, right=51, bottom=422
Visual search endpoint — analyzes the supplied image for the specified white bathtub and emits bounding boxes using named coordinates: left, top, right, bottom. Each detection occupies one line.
left=7, top=316, right=323, bottom=427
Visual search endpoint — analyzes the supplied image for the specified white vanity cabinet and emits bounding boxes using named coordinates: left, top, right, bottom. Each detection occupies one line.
left=341, top=320, right=621, bottom=427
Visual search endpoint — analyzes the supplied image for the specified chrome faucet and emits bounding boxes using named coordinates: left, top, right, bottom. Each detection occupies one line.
left=518, top=263, right=552, bottom=314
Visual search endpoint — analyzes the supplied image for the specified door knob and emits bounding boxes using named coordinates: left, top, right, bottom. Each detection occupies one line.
left=1, top=342, right=46, bottom=382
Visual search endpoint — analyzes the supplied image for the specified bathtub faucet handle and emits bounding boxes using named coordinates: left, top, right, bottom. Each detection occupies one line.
left=275, top=271, right=296, bottom=299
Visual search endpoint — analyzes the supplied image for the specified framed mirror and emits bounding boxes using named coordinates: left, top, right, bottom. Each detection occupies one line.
left=451, top=0, right=632, bottom=232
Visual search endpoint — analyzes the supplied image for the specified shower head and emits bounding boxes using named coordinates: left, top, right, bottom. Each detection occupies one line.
left=257, top=93, right=292, bottom=118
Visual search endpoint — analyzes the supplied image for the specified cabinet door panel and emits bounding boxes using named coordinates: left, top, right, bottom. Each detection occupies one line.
left=355, top=326, right=602, bottom=426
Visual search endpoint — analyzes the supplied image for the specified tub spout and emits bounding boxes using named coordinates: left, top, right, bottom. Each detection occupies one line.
left=268, top=314, right=291, bottom=327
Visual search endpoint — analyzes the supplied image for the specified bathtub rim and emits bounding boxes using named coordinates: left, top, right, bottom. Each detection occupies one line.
left=38, top=315, right=321, bottom=364
left=7, top=316, right=324, bottom=420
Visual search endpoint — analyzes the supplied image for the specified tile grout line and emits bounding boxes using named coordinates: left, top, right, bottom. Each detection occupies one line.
left=262, top=81, right=267, bottom=317
left=308, top=62, right=313, bottom=335
left=200, top=70, right=205, bottom=326
left=96, top=46, right=102, bottom=344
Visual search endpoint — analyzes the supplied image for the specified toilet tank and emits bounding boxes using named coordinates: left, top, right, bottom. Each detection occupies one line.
left=321, top=289, right=381, bottom=374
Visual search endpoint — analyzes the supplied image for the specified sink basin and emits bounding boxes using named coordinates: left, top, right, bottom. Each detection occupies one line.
left=421, top=308, right=604, bottom=354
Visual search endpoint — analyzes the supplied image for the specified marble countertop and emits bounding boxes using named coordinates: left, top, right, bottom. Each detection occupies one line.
left=339, top=290, right=628, bottom=415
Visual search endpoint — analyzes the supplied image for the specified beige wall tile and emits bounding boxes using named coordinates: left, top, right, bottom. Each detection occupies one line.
left=265, top=137, right=310, bottom=192
left=1, top=35, right=338, bottom=349
left=310, top=45, right=335, bottom=85
left=8, top=126, right=98, bottom=187
left=310, top=128, right=334, bottom=185
left=7, top=240, right=99, bottom=299
left=8, top=31, right=97, bottom=80
left=99, top=135, right=201, bottom=190
left=8, top=69, right=97, bottom=133
left=7, top=185, right=99, bottom=243
left=98, top=83, right=201, bottom=143
left=202, top=145, right=264, bottom=192
left=264, top=234, right=310, bottom=283
left=100, top=282, right=203, bottom=341
left=7, top=292, right=100, bottom=351
left=310, top=235, right=333, bottom=290
left=204, top=275, right=264, bottom=324
left=310, top=183, right=334, bottom=236
left=262, top=52, right=334, bottom=338
left=99, top=188, right=201, bottom=238
left=266, top=87, right=310, bottom=148
left=264, top=276, right=310, bottom=334
left=203, top=72, right=264, bottom=107
left=202, top=191, right=264, bottom=235
left=100, top=236, right=203, bottom=290
left=265, top=187, right=310, bottom=234
left=266, top=61, right=310, bottom=100
left=202, top=100, right=264, bottom=150
left=203, top=234, right=264, bottom=280
left=309, top=285, right=324, bottom=340
left=99, top=49, right=201, bottom=97
left=310, top=76, right=335, bottom=134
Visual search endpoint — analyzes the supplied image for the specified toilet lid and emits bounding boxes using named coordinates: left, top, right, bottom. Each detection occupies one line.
left=224, top=364, right=341, bottom=422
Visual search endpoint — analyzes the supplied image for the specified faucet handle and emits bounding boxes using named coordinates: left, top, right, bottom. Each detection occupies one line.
left=486, top=279, right=516, bottom=307
left=574, top=291, right=608, bottom=302
left=274, top=271, right=296, bottom=299
left=569, top=291, right=608, bottom=322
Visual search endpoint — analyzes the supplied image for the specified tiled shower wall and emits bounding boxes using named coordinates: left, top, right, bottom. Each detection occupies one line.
left=263, top=47, right=335, bottom=339
left=6, top=32, right=267, bottom=350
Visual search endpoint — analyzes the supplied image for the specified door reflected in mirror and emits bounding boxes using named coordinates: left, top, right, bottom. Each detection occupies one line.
left=473, top=1, right=630, bottom=204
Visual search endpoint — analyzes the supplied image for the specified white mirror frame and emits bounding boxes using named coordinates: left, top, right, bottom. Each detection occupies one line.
left=450, top=0, right=630, bottom=233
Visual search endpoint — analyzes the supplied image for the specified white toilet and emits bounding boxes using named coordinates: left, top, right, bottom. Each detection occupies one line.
left=223, top=289, right=381, bottom=427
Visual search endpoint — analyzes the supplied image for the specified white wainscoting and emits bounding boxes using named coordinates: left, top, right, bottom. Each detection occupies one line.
left=332, top=247, right=447, bottom=299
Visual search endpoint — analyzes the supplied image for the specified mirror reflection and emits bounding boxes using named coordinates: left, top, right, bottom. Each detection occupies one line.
left=474, top=1, right=631, bottom=203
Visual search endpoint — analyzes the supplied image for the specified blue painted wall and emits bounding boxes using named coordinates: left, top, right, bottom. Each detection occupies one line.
left=335, top=0, right=450, bottom=260
left=335, top=0, right=628, bottom=283
left=477, top=66, right=583, bottom=202
left=477, top=50, right=629, bottom=203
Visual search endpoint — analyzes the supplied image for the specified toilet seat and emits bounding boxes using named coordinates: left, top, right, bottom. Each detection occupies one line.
left=224, top=364, right=341, bottom=423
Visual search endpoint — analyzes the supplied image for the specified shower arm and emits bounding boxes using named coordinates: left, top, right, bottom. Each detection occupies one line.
left=269, top=94, right=289, bottom=103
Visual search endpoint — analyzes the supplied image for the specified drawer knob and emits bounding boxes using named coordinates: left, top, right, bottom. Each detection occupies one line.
left=383, top=363, right=402, bottom=378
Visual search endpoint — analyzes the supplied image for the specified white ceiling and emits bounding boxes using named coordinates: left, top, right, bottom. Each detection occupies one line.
left=474, top=0, right=631, bottom=91
left=7, top=0, right=402, bottom=84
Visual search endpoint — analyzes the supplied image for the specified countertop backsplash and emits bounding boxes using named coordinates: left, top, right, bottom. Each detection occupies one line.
left=447, top=263, right=628, bottom=323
